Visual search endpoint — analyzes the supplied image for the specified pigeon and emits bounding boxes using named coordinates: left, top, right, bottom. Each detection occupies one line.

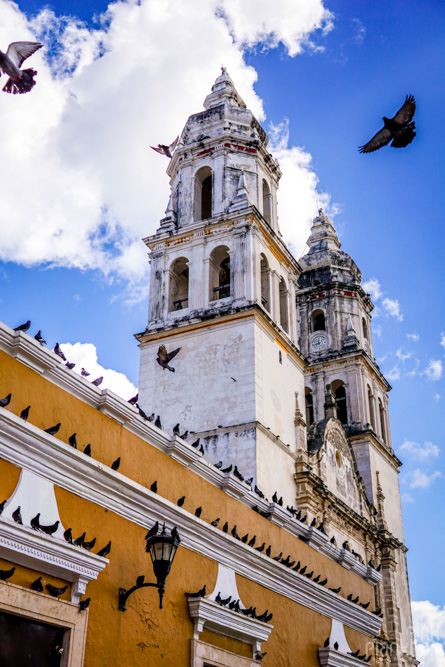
left=190, top=438, right=200, bottom=448
left=82, top=537, right=96, bottom=551
left=310, top=517, right=317, bottom=527
left=12, top=506, right=23, bottom=524
left=65, top=362, right=76, bottom=369
left=233, top=466, right=244, bottom=481
left=293, top=561, right=301, bottom=571
left=319, top=577, right=328, bottom=586
left=83, top=444, right=92, bottom=456
left=323, top=637, right=330, bottom=647
left=69, top=433, right=77, bottom=448
left=334, top=642, right=339, bottom=650
left=0, top=394, right=11, bottom=408
left=329, top=586, right=341, bottom=594
left=221, top=464, right=232, bottom=474
left=97, top=541, right=111, bottom=557
left=136, top=575, right=145, bottom=587
left=330, top=536, right=336, bottom=545
left=20, top=405, right=30, bottom=421
left=171, top=526, right=180, bottom=541
left=0, top=42, right=42, bottom=94
left=349, top=649, right=360, bottom=657
left=198, top=444, right=204, bottom=455
left=272, top=492, right=278, bottom=503
left=195, top=506, right=202, bottom=518
left=305, top=571, right=314, bottom=579
left=111, top=457, right=121, bottom=471
left=145, top=522, right=159, bottom=540
left=231, top=525, right=240, bottom=540
left=342, top=540, right=350, bottom=551
left=155, top=415, right=162, bottom=429
left=214, top=461, right=223, bottom=469
left=150, top=481, right=158, bottom=493
left=273, top=552, right=283, bottom=561
left=31, top=576, right=44, bottom=592
left=92, top=377, right=103, bottom=387
left=265, top=545, right=271, bottom=557
left=81, top=368, right=90, bottom=377
left=0, top=566, right=15, bottom=580
left=79, top=598, right=90, bottom=611
left=54, top=343, right=66, bottom=361
left=241, top=533, right=249, bottom=543
left=185, top=585, right=206, bottom=598
left=211, top=518, right=220, bottom=527
left=180, top=430, right=188, bottom=440
left=157, top=344, right=181, bottom=372
left=0, top=500, right=6, bottom=514
left=173, top=423, right=180, bottom=435
left=359, top=95, right=416, bottom=153
left=222, top=522, right=229, bottom=533
left=177, top=496, right=185, bottom=507
left=248, top=535, right=256, bottom=547
left=150, top=136, right=179, bottom=158
left=138, top=407, right=150, bottom=420
left=254, top=652, right=267, bottom=660
left=30, top=513, right=41, bottom=530
left=13, top=320, right=31, bottom=332
left=147, top=413, right=155, bottom=422
left=46, top=584, right=68, bottom=598
left=63, top=528, right=73, bottom=543
left=313, top=574, right=320, bottom=583
left=254, top=485, right=265, bottom=498
left=44, top=423, right=61, bottom=436
left=34, top=330, right=46, bottom=345
left=360, top=601, right=370, bottom=609
left=299, top=566, right=307, bottom=575
left=128, top=393, right=138, bottom=405
left=40, top=520, right=59, bottom=536
left=256, top=542, right=265, bottom=553
left=216, top=593, right=231, bottom=606
left=73, top=532, right=86, bottom=547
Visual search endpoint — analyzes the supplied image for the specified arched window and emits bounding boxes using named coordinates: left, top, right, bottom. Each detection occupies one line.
left=368, top=386, right=375, bottom=430
left=378, top=398, right=386, bottom=443
left=168, top=257, right=189, bottom=312
left=279, top=277, right=288, bottom=333
left=362, top=317, right=369, bottom=341
left=262, top=179, right=272, bottom=225
left=260, top=254, right=270, bottom=311
left=194, top=166, right=212, bottom=221
left=305, top=388, right=314, bottom=426
left=332, top=380, right=348, bottom=425
left=209, top=246, right=231, bottom=301
left=311, top=309, right=326, bottom=332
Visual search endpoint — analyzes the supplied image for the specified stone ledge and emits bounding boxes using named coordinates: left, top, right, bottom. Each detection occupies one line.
left=318, top=647, right=369, bottom=666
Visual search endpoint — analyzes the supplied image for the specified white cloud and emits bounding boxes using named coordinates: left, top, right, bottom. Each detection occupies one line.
left=435, top=393, right=441, bottom=401
left=408, top=468, right=442, bottom=489
left=401, top=492, right=414, bottom=503
left=441, top=332, right=445, bottom=351
left=407, top=333, right=420, bottom=342
left=382, top=297, right=403, bottom=321
left=60, top=342, right=136, bottom=399
left=350, top=18, right=366, bottom=44
left=424, top=359, right=443, bottom=381
left=415, top=642, right=445, bottom=667
left=0, top=0, right=332, bottom=299
left=396, top=347, right=412, bottom=362
left=385, top=365, right=400, bottom=382
left=412, top=601, right=445, bottom=646
left=362, top=278, right=382, bottom=302
left=373, top=324, right=382, bottom=337
left=399, top=439, right=440, bottom=461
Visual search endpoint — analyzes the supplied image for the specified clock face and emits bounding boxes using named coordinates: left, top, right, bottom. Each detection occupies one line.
left=312, top=335, right=327, bottom=352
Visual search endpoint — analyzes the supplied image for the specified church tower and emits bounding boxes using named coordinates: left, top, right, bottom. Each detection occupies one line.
left=136, top=69, right=306, bottom=503
left=296, top=210, right=416, bottom=666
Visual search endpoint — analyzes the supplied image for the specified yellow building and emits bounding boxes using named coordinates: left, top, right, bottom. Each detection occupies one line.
left=0, top=71, right=415, bottom=666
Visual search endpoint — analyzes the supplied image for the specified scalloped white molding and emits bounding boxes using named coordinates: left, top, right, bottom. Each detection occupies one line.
left=329, top=619, right=352, bottom=653
left=0, top=518, right=108, bottom=603
left=0, top=321, right=382, bottom=586
left=318, top=647, right=369, bottom=667
left=188, top=597, right=273, bottom=655
left=207, top=564, right=244, bottom=605
left=0, top=409, right=382, bottom=637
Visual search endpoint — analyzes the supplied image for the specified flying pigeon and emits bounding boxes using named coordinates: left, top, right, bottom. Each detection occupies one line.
left=359, top=95, right=416, bottom=153
left=34, top=330, right=46, bottom=344
left=150, top=136, right=179, bottom=158
left=0, top=42, right=42, bottom=94
left=156, top=344, right=181, bottom=372
left=13, top=320, right=31, bottom=332
left=54, top=343, right=66, bottom=361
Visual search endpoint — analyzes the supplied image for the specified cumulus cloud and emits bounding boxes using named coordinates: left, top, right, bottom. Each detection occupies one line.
left=0, top=0, right=333, bottom=299
left=408, top=468, right=442, bottom=489
left=362, top=278, right=382, bottom=302
left=424, top=359, right=443, bottom=381
left=399, top=439, right=440, bottom=461
left=60, top=342, right=137, bottom=399
left=385, top=365, right=400, bottom=382
left=401, top=492, right=414, bottom=503
left=396, top=347, right=412, bottom=362
left=407, top=333, right=420, bottom=342
left=382, top=297, right=403, bottom=321
left=412, top=601, right=445, bottom=665
left=415, top=642, right=445, bottom=667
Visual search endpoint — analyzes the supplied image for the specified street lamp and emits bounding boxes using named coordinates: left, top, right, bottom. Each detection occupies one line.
left=118, top=523, right=180, bottom=611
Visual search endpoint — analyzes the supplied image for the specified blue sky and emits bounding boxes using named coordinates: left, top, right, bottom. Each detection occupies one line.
left=1, top=0, right=444, bottom=660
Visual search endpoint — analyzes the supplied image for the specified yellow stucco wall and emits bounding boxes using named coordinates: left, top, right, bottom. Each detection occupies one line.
left=0, top=351, right=377, bottom=665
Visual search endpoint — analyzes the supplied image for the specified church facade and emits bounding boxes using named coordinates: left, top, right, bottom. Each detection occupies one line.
left=0, top=71, right=416, bottom=666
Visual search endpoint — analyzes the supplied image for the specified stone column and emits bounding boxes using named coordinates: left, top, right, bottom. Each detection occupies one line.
left=147, top=251, right=165, bottom=324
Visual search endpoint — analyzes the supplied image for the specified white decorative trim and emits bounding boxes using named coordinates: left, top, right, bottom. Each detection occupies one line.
left=0, top=320, right=381, bottom=585
left=365, top=566, right=382, bottom=584
left=221, top=472, right=250, bottom=500
left=268, top=503, right=291, bottom=527
left=318, top=648, right=368, bottom=667
left=0, top=519, right=108, bottom=603
left=0, top=409, right=382, bottom=637
left=166, top=435, right=203, bottom=466
left=188, top=597, right=272, bottom=654
left=207, top=564, right=243, bottom=603
left=329, top=619, right=352, bottom=653
left=307, top=526, right=330, bottom=550
left=338, top=549, right=358, bottom=570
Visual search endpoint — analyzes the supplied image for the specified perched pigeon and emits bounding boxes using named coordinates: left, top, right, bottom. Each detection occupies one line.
left=73, top=532, right=86, bottom=547
left=66, top=361, right=76, bottom=369
left=0, top=566, right=15, bottom=580
left=20, top=405, right=30, bottom=421
left=13, top=320, right=31, bottom=332
left=0, top=42, right=42, bottom=94
left=81, top=368, right=90, bottom=377
left=145, top=522, right=159, bottom=540
left=34, top=330, right=46, bottom=345
left=150, top=136, right=179, bottom=158
left=150, top=481, right=158, bottom=493
left=31, top=576, right=44, bottom=592
left=12, top=506, right=23, bottom=524
left=82, top=537, right=96, bottom=551
left=156, top=345, right=181, bottom=372
left=211, top=518, right=220, bottom=527
left=63, top=527, right=73, bottom=544
left=92, top=376, right=103, bottom=387
left=39, top=520, right=59, bottom=536
left=46, top=583, right=68, bottom=598
left=79, top=597, right=90, bottom=611
left=97, top=540, right=111, bottom=558
left=83, top=444, right=92, bottom=456
left=0, top=393, right=11, bottom=408
left=154, top=415, right=162, bottom=429
left=184, top=585, right=206, bottom=598
left=111, top=457, right=121, bottom=471
left=44, top=423, right=61, bottom=436
left=68, top=433, right=77, bottom=448
left=54, top=343, right=66, bottom=361
left=177, top=496, right=185, bottom=507
left=128, top=393, right=138, bottom=405
left=359, top=95, right=416, bottom=153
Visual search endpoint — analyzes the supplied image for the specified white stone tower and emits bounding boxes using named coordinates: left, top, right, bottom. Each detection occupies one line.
left=296, top=210, right=416, bottom=666
left=136, top=69, right=306, bottom=503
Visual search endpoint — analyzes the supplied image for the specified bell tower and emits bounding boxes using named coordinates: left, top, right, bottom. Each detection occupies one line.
left=136, top=69, right=306, bottom=503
